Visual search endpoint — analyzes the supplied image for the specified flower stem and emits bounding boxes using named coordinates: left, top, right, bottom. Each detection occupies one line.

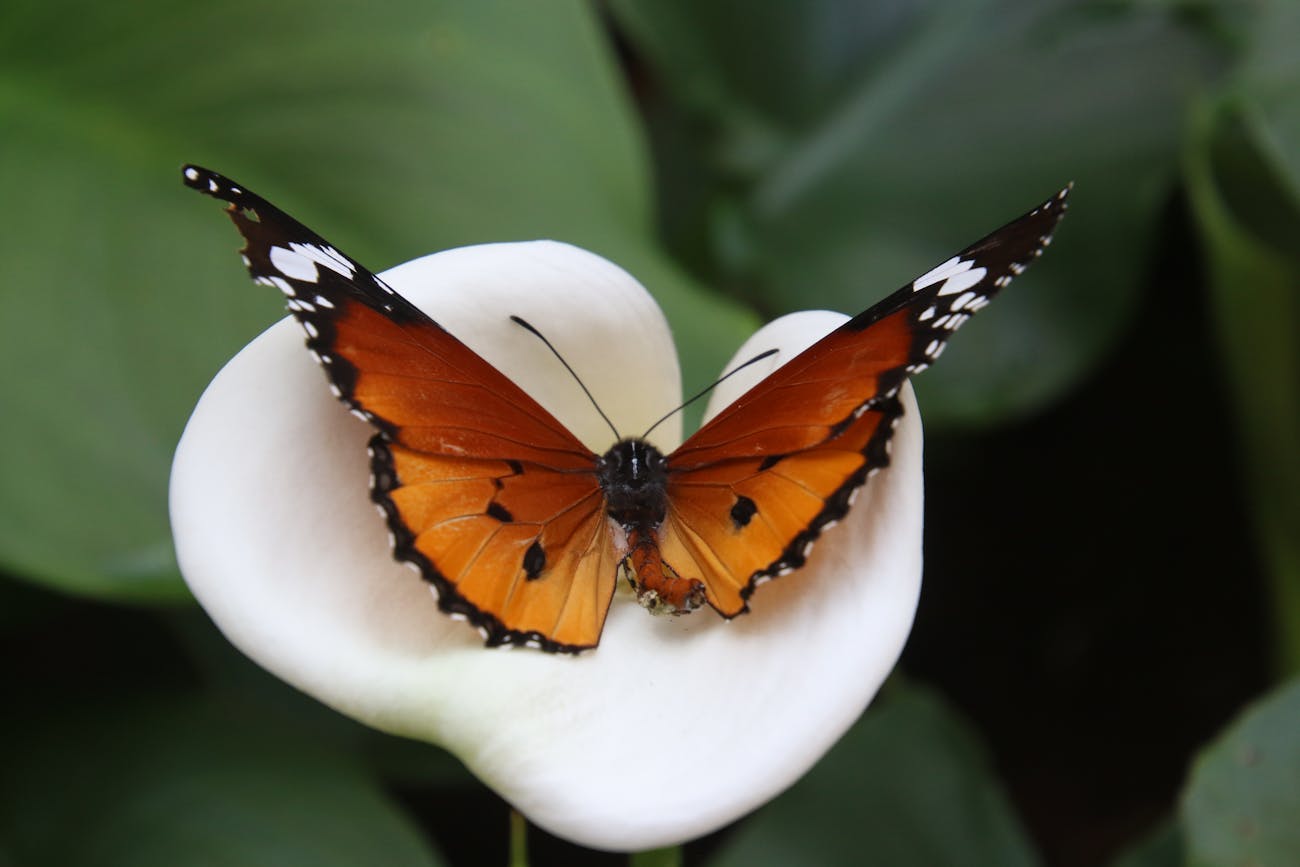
left=509, top=810, right=529, bottom=867
left=629, top=846, right=683, bottom=867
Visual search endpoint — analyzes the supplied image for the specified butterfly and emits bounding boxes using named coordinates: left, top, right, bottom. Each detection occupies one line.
left=184, top=164, right=1068, bottom=652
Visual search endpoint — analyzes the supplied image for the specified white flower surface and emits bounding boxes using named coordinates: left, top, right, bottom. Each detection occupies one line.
left=170, top=241, right=923, bottom=851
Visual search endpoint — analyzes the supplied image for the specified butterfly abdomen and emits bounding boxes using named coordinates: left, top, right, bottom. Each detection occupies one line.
left=625, top=527, right=705, bottom=615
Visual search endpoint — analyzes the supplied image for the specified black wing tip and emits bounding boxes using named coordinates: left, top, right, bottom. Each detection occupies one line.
left=182, top=164, right=237, bottom=200
left=1021, top=181, right=1072, bottom=252
left=1039, top=182, right=1073, bottom=218
left=1015, top=182, right=1072, bottom=230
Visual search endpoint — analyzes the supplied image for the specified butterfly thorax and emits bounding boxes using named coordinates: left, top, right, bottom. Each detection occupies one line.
left=597, top=438, right=668, bottom=530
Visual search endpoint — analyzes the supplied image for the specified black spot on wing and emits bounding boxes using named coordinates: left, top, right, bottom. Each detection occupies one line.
left=730, top=495, right=757, bottom=529
left=524, top=541, right=546, bottom=580
left=486, top=502, right=513, bottom=523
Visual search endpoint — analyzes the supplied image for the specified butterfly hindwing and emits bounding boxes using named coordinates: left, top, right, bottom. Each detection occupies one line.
left=371, top=442, right=619, bottom=650
left=662, top=187, right=1070, bottom=615
left=185, top=165, right=612, bottom=651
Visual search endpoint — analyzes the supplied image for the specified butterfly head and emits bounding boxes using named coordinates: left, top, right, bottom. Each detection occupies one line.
left=597, top=438, right=669, bottom=530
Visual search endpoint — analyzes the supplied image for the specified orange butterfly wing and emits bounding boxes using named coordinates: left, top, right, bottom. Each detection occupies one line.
left=184, top=166, right=615, bottom=651
left=662, top=188, right=1071, bottom=615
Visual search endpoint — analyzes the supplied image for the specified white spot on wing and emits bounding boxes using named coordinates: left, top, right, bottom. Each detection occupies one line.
left=936, top=266, right=987, bottom=296
left=912, top=256, right=964, bottom=292
left=950, top=291, right=977, bottom=311
left=270, top=246, right=319, bottom=283
left=184, top=167, right=200, bottom=181
left=290, top=243, right=356, bottom=279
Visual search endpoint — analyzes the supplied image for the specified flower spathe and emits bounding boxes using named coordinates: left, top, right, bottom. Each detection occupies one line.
left=170, top=240, right=923, bottom=851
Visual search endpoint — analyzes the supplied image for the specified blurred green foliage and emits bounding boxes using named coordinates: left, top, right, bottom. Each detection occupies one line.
left=0, top=698, right=447, bottom=867
left=1178, top=679, right=1300, bottom=867
left=1, top=0, right=1296, bottom=864
left=707, top=682, right=1040, bottom=867
left=613, top=0, right=1216, bottom=425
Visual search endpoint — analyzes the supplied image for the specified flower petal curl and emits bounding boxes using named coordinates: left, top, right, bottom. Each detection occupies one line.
left=171, top=242, right=922, bottom=851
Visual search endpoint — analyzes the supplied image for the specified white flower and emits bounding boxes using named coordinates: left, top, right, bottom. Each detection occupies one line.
left=170, top=240, right=923, bottom=851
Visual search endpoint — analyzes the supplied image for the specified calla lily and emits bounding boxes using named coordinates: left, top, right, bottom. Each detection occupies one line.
left=170, top=240, right=923, bottom=851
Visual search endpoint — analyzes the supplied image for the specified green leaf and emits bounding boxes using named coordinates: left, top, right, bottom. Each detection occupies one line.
left=0, top=697, right=445, bottom=867
left=1180, top=678, right=1300, bottom=867
left=1185, top=11, right=1300, bottom=673
left=1227, top=0, right=1300, bottom=233
left=705, top=682, right=1040, bottom=867
left=611, top=0, right=1220, bottom=427
left=1108, top=820, right=1183, bottom=867
left=0, top=0, right=755, bottom=599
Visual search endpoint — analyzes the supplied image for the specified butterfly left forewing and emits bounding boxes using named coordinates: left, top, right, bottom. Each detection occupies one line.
left=663, top=187, right=1070, bottom=615
left=186, top=165, right=616, bottom=651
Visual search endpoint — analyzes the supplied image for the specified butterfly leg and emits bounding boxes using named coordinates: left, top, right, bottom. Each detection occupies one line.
left=623, top=528, right=705, bottom=616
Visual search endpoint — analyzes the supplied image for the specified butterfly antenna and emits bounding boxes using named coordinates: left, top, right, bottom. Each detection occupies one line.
left=641, top=348, right=779, bottom=440
left=510, top=315, right=622, bottom=441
